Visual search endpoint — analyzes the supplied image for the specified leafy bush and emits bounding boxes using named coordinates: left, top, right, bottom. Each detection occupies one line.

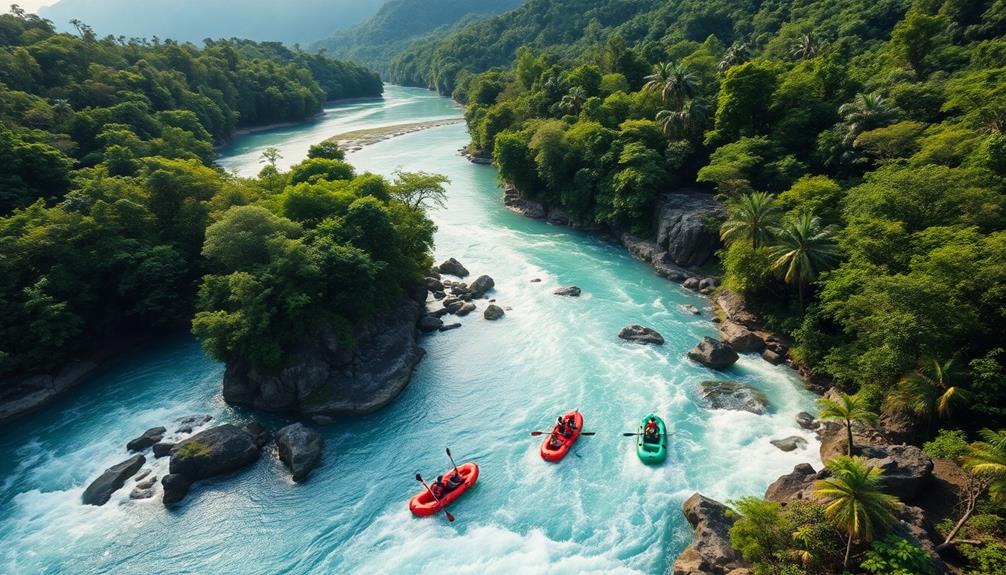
left=860, top=535, right=933, bottom=575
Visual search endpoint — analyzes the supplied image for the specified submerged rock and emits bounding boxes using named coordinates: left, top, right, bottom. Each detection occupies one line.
left=698, top=381, right=769, bottom=415
left=672, top=494, right=745, bottom=575
left=770, top=436, right=808, bottom=452
left=618, top=325, right=665, bottom=345
left=161, top=473, right=191, bottom=505
left=439, top=322, right=462, bottom=332
left=438, top=258, right=469, bottom=278
left=126, top=427, right=166, bottom=452
left=553, top=286, right=581, bottom=297
left=484, top=304, right=505, bottom=320
left=276, top=423, right=324, bottom=482
left=688, top=337, right=739, bottom=370
left=682, top=304, right=701, bottom=315
left=82, top=454, right=145, bottom=506
left=418, top=315, right=444, bottom=333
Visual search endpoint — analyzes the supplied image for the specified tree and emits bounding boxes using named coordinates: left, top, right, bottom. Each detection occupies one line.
left=560, top=86, right=588, bottom=115
left=814, top=456, right=900, bottom=568
left=817, top=392, right=878, bottom=456
left=707, top=61, right=779, bottom=144
left=307, top=141, right=345, bottom=160
left=719, top=42, right=751, bottom=72
left=390, top=170, right=450, bottom=211
left=202, top=205, right=302, bottom=271
left=964, top=429, right=1006, bottom=502
left=839, top=94, right=898, bottom=147
left=643, top=62, right=697, bottom=106
left=656, top=98, right=707, bottom=139
left=720, top=192, right=781, bottom=249
left=260, top=147, right=282, bottom=168
left=791, top=33, right=821, bottom=60
left=887, top=358, right=970, bottom=423
left=768, top=213, right=839, bottom=308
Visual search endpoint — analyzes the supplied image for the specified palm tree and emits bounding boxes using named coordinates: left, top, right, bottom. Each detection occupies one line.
left=814, top=456, right=900, bottom=568
left=838, top=93, right=898, bottom=144
left=964, top=429, right=1006, bottom=502
left=656, top=98, right=708, bottom=139
left=791, top=33, right=821, bottom=60
left=817, top=392, right=878, bottom=456
left=644, top=62, right=697, bottom=106
left=560, top=86, right=587, bottom=115
left=719, top=42, right=751, bottom=72
left=720, top=192, right=781, bottom=249
left=768, top=213, right=839, bottom=308
left=887, top=358, right=970, bottom=424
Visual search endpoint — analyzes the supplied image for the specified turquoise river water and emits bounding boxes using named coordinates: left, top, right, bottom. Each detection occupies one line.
left=0, top=86, right=821, bottom=574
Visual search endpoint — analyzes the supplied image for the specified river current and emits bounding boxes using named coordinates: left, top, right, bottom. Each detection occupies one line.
left=0, top=86, right=820, bottom=574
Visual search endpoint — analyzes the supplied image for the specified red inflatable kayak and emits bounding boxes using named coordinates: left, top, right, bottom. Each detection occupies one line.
left=540, top=410, right=583, bottom=462
left=409, top=462, right=479, bottom=517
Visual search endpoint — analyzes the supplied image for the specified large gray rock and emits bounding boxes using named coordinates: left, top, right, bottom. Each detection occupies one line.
left=484, top=304, right=505, bottom=320
left=456, top=302, right=477, bottom=316
left=81, top=454, right=146, bottom=506
left=438, top=258, right=469, bottom=278
left=126, top=427, right=166, bottom=452
left=770, top=436, right=808, bottom=452
left=468, top=275, right=495, bottom=298
left=718, top=321, right=764, bottom=353
left=168, top=424, right=261, bottom=482
left=161, top=473, right=191, bottom=505
left=618, top=325, right=665, bottom=345
left=764, top=463, right=821, bottom=503
left=553, top=286, right=581, bottom=297
left=859, top=444, right=934, bottom=501
left=699, top=381, right=769, bottom=415
left=671, top=494, right=745, bottom=575
left=418, top=315, right=444, bottom=333
left=222, top=291, right=426, bottom=416
left=655, top=193, right=725, bottom=268
left=276, top=423, right=324, bottom=482
left=688, top=337, right=739, bottom=370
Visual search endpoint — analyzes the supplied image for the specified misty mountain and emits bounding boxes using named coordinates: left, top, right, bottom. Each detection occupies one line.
left=39, top=0, right=387, bottom=44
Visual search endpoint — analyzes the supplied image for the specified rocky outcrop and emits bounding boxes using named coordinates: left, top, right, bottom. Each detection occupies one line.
left=438, top=258, right=469, bottom=278
left=688, top=338, right=739, bottom=370
left=764, top=463, right=821, bottom=503
left=468, top=275, right=495, bottom=298
left=127, top=427, right=166, bottom=452
left=859, top=444, right=934, bottom=501
left=893, top=504, right=948, bottom=574
left=276, top=423, right=324, bottom=482
left=176, top=414, right=212, bottom=434
left=168, top=424, right=261, bottom=483
left=655, top=192, right=725, bottom=268
left=671, top=494, right=745, bottom=575
left=618, top=325, right=665, bottom=345
left=161, top=473, right=191, bottom=505
left=222, top=291, right=426, bottom=416
left=698, top=381, right=769, bottom=415
left=718, top=322, right=764, bottom=353
left=152, top=442, right=175, bottom=458
left=484, top=304, right=505, bottom=320
left=0, top=359, right=99, bottom=424
left=130, top=474, right=158, bottom=500
left=553, top=286, right=581, bottom=297
left=82, top=454, right=146, bottom=506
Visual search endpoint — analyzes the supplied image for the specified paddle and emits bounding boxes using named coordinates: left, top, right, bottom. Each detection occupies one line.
left=622, top=432, right=675, bottom=437
left=415, top=473, right=454, bottom=522
left=530, top=431, right=595, bottom=436
left=445, top=447, right=461, bottom=480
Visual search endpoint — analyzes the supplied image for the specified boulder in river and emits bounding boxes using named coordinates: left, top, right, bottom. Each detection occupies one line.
left=243, top=422, right=273, bottom=449
left=699, top=381, right=769, bottom=415
left=618, top=325, right=665, bottom=345
left=671, top=494, right=745, bottom=575
left=468, top=275, right=495, bottom=298
left=796, top=412, right=818, bottom=430
left=770, top=436, right=808, bottom=452
left=455, top=302, right=477, bottom=316
left=682, top=304, right=701, bottom=315
left=418, top=315, right=444, bottom=332
left=439, top=322, right=462, bottom=332
left=718, top=321, right=764, bottom=353
left=276, top=423, right=324, bottom=482
left=126, top=427, right=166, bottom=452
left=553, top=286, right=581, bottom=297
left=688, top=337, right=739, bottom=370
left=152, top=442, right=175, bottom=458
left=168, top=424, right=261, bottom=482
left=438, top=258, right=469, bottom=278
left=82, top=454, right=146, bottom=506
left=161, top=473, right=191, bottom=505
left=484, top=304, right=505, bottom=320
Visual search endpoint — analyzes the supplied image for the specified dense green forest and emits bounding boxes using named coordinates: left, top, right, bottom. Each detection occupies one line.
left=393, top=0, right=1006, bottom=571
left=313, top=0, right=524, bottom=75
left=39, top=0, right=385, bottom=44
left=0, top=10, right=404, bottom=381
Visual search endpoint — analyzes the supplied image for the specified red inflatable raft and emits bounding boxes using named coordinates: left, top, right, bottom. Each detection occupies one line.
left=409, top=462, right=479, bottom=517
left=540, top=410, right=583, bottom=462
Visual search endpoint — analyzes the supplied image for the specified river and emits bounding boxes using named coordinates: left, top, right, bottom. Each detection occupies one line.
left=0, top=85, right=821, bottom=574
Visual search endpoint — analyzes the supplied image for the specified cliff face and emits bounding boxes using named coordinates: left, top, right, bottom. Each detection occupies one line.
left=222, top=288, right=427, bottom=416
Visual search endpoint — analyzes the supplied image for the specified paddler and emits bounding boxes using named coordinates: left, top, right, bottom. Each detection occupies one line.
left=643, top=417, right=659, bottom=443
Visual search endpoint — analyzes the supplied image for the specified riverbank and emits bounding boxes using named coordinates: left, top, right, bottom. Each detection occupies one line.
left=329, top=118, right=464, bottom=151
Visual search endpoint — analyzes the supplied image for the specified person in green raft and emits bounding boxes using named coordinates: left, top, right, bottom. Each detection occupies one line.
left=636, top=414, right=668, bottom=465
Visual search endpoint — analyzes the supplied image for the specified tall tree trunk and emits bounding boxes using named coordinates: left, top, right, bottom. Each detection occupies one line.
left=798, top=281, right=805, bottom=310
left=846, top=419, right=854, bottom=456
left=844, top=532, right=853, bottom=568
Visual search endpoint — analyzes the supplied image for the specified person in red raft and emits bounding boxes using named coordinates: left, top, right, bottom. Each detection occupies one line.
left=643, top=416, right=660, bottom=444
left=548, top=414, right=578, bottom=449
left=430, top=471, right=464, bottom=498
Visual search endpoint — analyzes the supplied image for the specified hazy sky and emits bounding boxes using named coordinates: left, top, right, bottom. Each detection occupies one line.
left=7, top=0, right=59, bottom=13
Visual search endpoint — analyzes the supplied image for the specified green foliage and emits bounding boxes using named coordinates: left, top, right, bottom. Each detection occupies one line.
left=860, top=535, right=934, bottom=575
left=922, top=428, right=970, bottom=461
left=729, top=498, right=842, bottom=574
left=722, top=241, right=776, bottom=296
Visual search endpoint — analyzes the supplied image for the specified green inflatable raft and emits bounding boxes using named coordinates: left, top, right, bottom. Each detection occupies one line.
left=636, top=414, right=668, bottom=465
